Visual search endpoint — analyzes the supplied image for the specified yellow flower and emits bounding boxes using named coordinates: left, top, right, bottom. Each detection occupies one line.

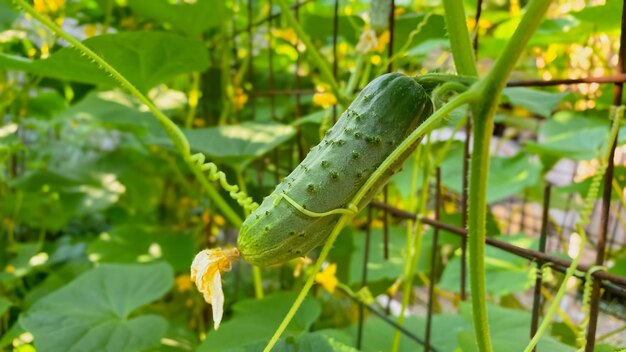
left=312, top=92, right=337, bottom=108
left=376, top=31, right=390, bottom=53
left=34, top=0, right=64, bottom=13
left=273, top=28, right=298, bottom=46
left=84, top=24, right=98, bottom=38
left=190, top=248, right=239, bottom=330
left=315, top=263, right=338, bottom=294
left=214, top=215, right=225, bottom=227
left=175, top=275, right=192, bottom=292
left=233, top=87, right=248, bottom=110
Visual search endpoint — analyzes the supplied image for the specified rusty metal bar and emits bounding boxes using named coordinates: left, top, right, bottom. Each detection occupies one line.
left=339, top=286, right=438, bottom=351
left=248, top=75, right=626, bottom=98
left=250, top=88, right=317, bottom=96
left=247, top=0, right=256, bottom=118
left=529, top=184, right=551, bottom=351
left=332, top=0, right=339, bottom=123
left=387, top=0, right=396, bottom=72
left=268, top=0, right=276, bottom=120
left=472, top=0, right=483, bottom=52
left=233, top=0, right=315, bottom=37
left=507, top=75, right=626, bottom=87
left=585, top=1, right=626, bottom=348
left=294, top=0, right=305, bottom=161
left=370, top=201, right=626, bottom=288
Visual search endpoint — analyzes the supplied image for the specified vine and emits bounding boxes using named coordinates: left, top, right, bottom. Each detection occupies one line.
left=576, top=266, right=607, bottom=349
left=524, top=105, right=624, bottom=352
left=392, top=133, right=432, bottom=352
left=190, top=154, right=259, bottom=214
left=12, top=0, right=248, bottom=227
left=13, top=0, right=266, bottom=297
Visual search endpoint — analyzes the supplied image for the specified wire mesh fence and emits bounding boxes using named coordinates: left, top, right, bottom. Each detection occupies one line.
left=233, top=0, right=626, bottom=350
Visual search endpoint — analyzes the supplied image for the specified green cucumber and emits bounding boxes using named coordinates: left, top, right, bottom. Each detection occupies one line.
left=238, top=73, right=433, bottom=266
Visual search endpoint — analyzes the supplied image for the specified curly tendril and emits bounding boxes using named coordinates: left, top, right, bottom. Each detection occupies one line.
left=525, top=106, right=624, bottom=352
left=540, top=263, right=553, bottom=283
left=189, top=154, right=259, bottom=213
left=576, top=266, right=608, bottom=349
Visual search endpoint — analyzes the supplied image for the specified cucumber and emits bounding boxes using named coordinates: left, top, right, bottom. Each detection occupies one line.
left=238, top=73, right=433, bottom=266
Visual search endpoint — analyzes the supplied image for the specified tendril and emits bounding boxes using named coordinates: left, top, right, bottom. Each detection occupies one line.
left=540, top=263, right=553, bottom=283
left=189, top=153, right=259, bottom=213
left=576, top=266, right=607, bottom=350
left=272, top=193, right=358, bottom=218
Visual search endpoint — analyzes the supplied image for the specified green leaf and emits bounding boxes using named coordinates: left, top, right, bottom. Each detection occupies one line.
left=23, top=262, right=93, bottom=309
left=458, top=303, right=576, bottom=352
left=0, top=297, right=12, bottom=316
left=348, top=227, right=405, bottom=294
left=572, top=0, right=624, bottom=33
left=503, top=87, right=572, bottom=118
left=88, top=224, right=195, bottom=272
left=609, top=256, right=626, bottom=277
left=347, top=302, right=574, bottom=351
left=0, top=170, right=119, bottom=231
left=57, top=90, right=184, bottom=131
left=345, top=314, right=467, bottom=352
left=0, top=32, right=208, bottom=92
left=440, top=234, right=536, bottom=295
left=0, top=243, right=42, bottom=287
left=556, top=166, right=626, bottom=201
left=301, top=13, right=365, bottom=44
left=151, top=122, right=295, bottom=169
left=197, top=291, right=321, bottom=351
left=27, top=90, right=68, bottom=120
left=0, top=0, right=17, bottom=30
left=20, top=262, right=174, bottom=352
left=127, top=0, right=226, bottom=36
left=525, top=110, right=626, bottom=161
left=441, top=146, right=542, bottom=203
left=395, top=13, right=447, bottom=55
left=293, top=330, right=357, bottom=352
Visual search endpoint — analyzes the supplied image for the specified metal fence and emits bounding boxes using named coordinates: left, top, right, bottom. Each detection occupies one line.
left=231, top=0, right=626, bottom=350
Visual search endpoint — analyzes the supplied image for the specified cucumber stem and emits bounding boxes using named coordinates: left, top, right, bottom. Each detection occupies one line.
left=391, top=135, right=432, bottom=352
left=465, top=1, right=553, bottom=350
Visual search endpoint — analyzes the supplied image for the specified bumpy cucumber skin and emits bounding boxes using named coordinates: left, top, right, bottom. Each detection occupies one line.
left=238, top=73, right=433, bottom=266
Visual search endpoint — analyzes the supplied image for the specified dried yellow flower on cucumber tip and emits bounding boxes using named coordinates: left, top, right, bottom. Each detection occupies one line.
left=190, top=247, right=239, bottom=330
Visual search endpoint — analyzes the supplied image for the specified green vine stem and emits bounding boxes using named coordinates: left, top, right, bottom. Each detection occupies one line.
left=441, top=0, right=478, bottom=77
left=461, top=0, right=553, bottom=350
left=264, top=90, right=478, bottom=351
left=13, top=0, right=246, bottom=228
left=274, top=0, right=349, bottom=106
left=391, top=135, right=432, bottom=352
left=524, top=106, right=624, bottom=352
